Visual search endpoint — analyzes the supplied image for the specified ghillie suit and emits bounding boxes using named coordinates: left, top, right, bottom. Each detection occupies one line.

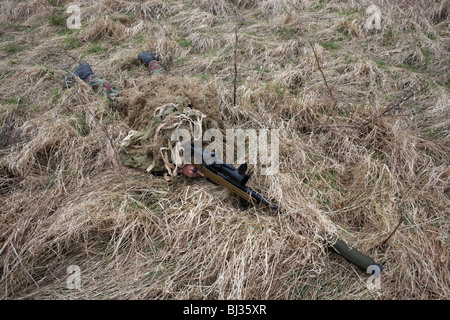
left=120, top=97, right=209, bottom=180
left=118, top=76, right=225, bottom=180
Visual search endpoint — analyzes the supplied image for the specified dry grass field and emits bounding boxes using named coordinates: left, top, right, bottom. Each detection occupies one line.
left=0, top=0, right=449, bottom=299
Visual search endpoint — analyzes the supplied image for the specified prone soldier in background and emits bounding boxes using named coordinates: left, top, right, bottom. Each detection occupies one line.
left=63, top=52, right=204, bottom=180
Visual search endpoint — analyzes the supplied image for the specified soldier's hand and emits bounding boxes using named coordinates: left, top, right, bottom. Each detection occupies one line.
left=180, top=165, right=204, bottom=178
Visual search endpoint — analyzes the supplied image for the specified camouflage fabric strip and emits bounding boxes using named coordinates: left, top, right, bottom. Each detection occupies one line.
left=148, top=61, right=167, bottom=75
left=119, top=99, right=202, bottom=179
left=87, top=75, right=123, bottom=108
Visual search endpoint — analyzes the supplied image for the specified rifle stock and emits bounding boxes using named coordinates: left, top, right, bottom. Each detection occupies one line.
left=191, top=161, right=279, bottom=211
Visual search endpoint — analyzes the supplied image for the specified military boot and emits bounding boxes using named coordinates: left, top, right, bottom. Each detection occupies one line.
left=138, top=52, right=157, bottom=66
left=62, top=62, right=95, bottom=89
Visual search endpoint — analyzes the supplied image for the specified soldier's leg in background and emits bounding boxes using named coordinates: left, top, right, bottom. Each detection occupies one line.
left=86, top=75, right=123, bottom=110
left=63, top=62, right=123, bottom=111
left=147, top=60, right=168, bottom=76
left=138, top=52, right=168, bottom=76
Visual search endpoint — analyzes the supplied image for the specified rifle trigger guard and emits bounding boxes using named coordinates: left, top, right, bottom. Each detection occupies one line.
left=193, top=164, right=203, bottom=173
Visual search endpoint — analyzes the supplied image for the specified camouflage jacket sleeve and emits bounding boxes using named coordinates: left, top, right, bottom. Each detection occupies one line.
left=119, top=129, right=168, bottom=174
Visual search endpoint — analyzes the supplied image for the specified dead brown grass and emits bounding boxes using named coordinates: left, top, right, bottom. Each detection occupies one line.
left=0, top=0, right=448, bottom=300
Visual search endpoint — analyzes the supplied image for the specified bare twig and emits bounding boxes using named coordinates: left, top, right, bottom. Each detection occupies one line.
left=309, top=40, right=335, bottom=103
left=311, top=78, right=430, bottom=132
left=357, top=81, right=428, bottom=129
left=62, top=50, right=84, bottom=65
left=380, top=216, right=404, bottom=246
left=36, top=0, right=66, bottom=26
left=233, top=25, right=238, bottom=107
left=154, top=16, right=176, bottom=43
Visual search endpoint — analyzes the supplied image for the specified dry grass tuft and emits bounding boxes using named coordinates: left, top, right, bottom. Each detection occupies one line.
left=196, top=0, right=232, bottom=15
left=0, top=0, right=43, bottom=23
left=103, top=0, right=174, bottom=19
left=259, top=0, right=310, bottom=17
left=120, top=75, right=222, bottom=131
left=0, top=0, right=448, bottom=300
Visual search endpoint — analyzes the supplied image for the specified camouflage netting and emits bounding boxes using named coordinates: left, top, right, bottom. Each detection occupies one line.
left=118, top=75, right=226, bottom=179
left=120, top=75, right=225, bottom=132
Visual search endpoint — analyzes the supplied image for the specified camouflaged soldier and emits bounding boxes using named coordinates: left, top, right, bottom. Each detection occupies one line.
left=63, top=52, right=167, bottom=109
left=63, top=52, right=204, bottom=179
